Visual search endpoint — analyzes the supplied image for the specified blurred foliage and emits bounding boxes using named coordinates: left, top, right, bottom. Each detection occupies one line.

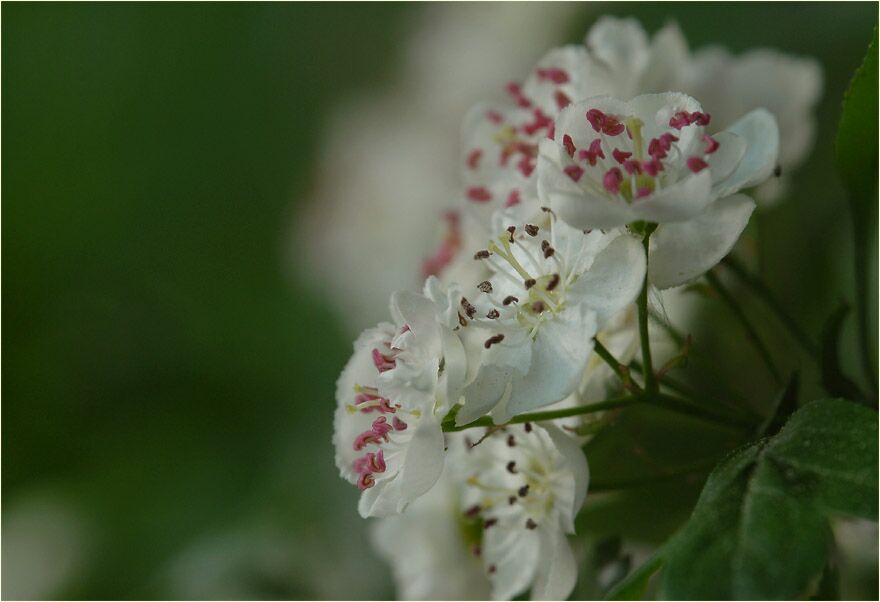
left=2, top=2, right=877, bottom=600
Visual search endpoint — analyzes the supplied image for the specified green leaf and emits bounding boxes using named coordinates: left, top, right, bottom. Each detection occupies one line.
left=757, top=371, right=800, bottom=438
left=605, top=550, right=665, bottom=601
left=820, top=303, right=865, bottom=402
left=835, top=27, right=879, bottom=392
left=659, top=399, right=878, bottom=600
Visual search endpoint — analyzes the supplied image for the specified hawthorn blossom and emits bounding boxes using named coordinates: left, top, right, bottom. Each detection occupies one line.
left=333, top=287, right=466, bottom=517
left=454, top=423, right=589, bottom=600
left=538, top=93, right=779, bottom=289
left=454, top=212, right=645, bottom=425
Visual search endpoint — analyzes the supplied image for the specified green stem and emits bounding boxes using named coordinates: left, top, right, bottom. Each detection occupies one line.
left=442, top=396, right=638, bottom=432
left=705, top=270, right=783, bottom=386
left=721, top=255, right=820, bottom=360
left=594, top=339, right=642, bottom=394
left=639, top=230, right=658, bottom=394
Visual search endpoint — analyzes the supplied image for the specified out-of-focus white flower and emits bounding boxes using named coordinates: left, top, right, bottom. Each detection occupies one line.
left=453, top=423, right=589, bottom=600
left=454, top=214, right=644, bottom=424
left=371, top=445, right=492, bottom=601
left=333, top=286, right=467, bottom=517
left=539, top=93, right=778, bottom=289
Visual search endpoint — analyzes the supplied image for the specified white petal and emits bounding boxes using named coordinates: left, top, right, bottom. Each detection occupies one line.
left=458, top=365, right=512, bottom=425
left=585, top=17, right=649, bottom=96
left=630, top=169, right=713, bottom=224
left=397, top=419, right=445, bottom=510
left=358, top=475, right=401, bottom=518
left=641, top=21, right=689, bottom=92
left=544, top=424, right=590, bottom=531
left=485, top=528, right=540, bottom=601
left=706, top=131, right=746, bottom=184
left=568, top=232, right=645, bottom=324
left=530, top=528, right=578, bottom=601
left=390, top=290, right=439, bottom=342
left=504, top=307, right=598, bottom=418
left=649, top=193, right=756, bottom=289
left=713, top=108, right=779, bottom=197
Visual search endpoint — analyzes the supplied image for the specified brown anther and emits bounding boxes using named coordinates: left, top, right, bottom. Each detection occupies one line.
left=458, top=312, right=467, bottom=327
left=484, top=334, right=505, bottom=349
left=541, top=240, right=550, bottom=251
left=502, top=295, right=519, bottom=306
left=507, top=434, right=516, bottom=447
left=483, top=518, right=498, bottom=529
left=525, top=224, right=539, bottom=236
left=472, top=545, right=482, bottom=557
left=525, top=518, right=538, bottom=530
left=543, top=245, right=556, bottom=258
left=773, top=165, right=782, bottom=177
left=474, top=250, right=491, bottom=260
left=546, top=273, right=560, bottom=291
left=461, top=297, right=477, bottom=318
left=524, top=422, right=533, bottom=433
left=518, top=484, right=530, bottom=497
left=508, top=496, right=517, bottom=505
left=486, top=309, right=500, bottom=319
left=506, top=461, right=518, bottom=474
left=506, top=226, right=516, bottom=242
left=488, top=564, right=497, bottom=574
left=524, top=278, right=537, bottom=289
left=464, top=504, right=481, bottom=518
left=531, top=301, right=545, bottom=314
left=478, top=280, right=493, bottom=293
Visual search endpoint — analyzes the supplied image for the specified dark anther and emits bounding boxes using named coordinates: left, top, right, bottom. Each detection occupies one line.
left=483, top=518, right=498, bottom=529
left=461, top=297, right=477, bottom=318
left=508, top=496, right=517, bottom=505
left=506, top=461, right=518, bottom=474
left=507, top=434, right=516, bottom=447
left=486, top=309, right=500, bottom=319
left=458, top=312, right=468, bottom=327
left=543, top=245, right=556, bottom=258
left=525, top=518, right=538, bottom=530
left=484, top=334, right=505, bottom=349
left=464, top=504, right=481, bottom=518
left=506, top=225, right=516, bottom=242
left=502, top=295, right=519, bottom=306
left=478, top=280, right=493, bottom=293
left=474, top=250, right=491, bottom=260
left=488, top=564, right=497, bottom=574
left=773, top=165, right=782, bottom=177
left=518, top=484, right=530, bottom=497
left=541, top=240, right=550, bottom=251
left=546, top=273, right=560, bottom=291
left=524, top=278, right=537, bottom=289
left=524, top=422, right=533, bottom=433
left=531, top=301, right=545, bottom=314
left=525, top=224, right=539, bottom=236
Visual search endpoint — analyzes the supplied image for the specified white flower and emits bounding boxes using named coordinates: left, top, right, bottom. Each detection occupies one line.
left=537, top=93, right=778, bottom=289
left=333, top=287, right=466, bottom=517
left=371, top=443, right=492, bottom=601
left=455, top=213, right=645, bottom=425
left=453, top=423, right=589, bottom=600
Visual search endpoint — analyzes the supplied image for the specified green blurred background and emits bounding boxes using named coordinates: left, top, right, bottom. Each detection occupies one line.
left=3, top=2, right=877, bottom=599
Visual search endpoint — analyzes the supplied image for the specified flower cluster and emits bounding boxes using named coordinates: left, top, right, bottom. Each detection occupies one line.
left=331, top=17, right=809, bottom=600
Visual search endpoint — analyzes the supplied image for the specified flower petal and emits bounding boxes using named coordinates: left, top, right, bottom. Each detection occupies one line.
left=397, top=419, right=445, bottom=510
left=530, top=528, right=578, bottom=601
left=713, top=108, right=779, bottom=198
left=544, top=424, right=590, bottom=531
left=630, top=169, right=713, bottom=224
left=458, top=365, right=512, bottom=425
left=706, top=131, right=746, bottom=184
left=649, top=193, right=756, bottom=289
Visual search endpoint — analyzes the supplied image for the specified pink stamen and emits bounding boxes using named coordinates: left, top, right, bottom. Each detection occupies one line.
left=392, top=416, right=408, bottom=431
left=642, top=158, right=662, bottom=176
left=353, top=430, right=383, bottom=451
left=636, top=187, right=652, bottom=199
left=603, top=167, right=623, bottom=193
left=703, top=135, right=719, bottom=154
left=535, top=67, right=570, bottom=84
left=546, top=122, right=555, bottom=140
left=486, top=110, right=503, bottom=124
left=466, top=149, right=483, bottom=170
left=562, top=134, right=576, bottom=158
left=586, top=109, right=606, bottom=132
left=357, top=472, right=375, bottom=491
left=623, top=159, right=642, bottom=175
left=505, top=189, right=522, bottom=207
left=517, top=156, right=535, bottom=178
left=506, top=82, right=532, bottom=108
left=690, top=111, right=711, bottom=126
left=603, top=117, right=625, bottom=136
left=669, top=111, right=691, bottom=130
left=564, top=164, right=584, bottom=182
left=578, top=139, right=605, bottom=166
left=422, top=211, right=462, bottom=278
left=466, top=186, right=492, bottom=203
left=612, top=148, right=632, bottom=164
left=687, top=157, right=709, bottom=173
left=371, top=416, right=393, bottom=440
left=372, top=348, right=396, bottom=372
left=554, top=90, right=571, bottom=110
left=521, top=108, right=553, bottom=136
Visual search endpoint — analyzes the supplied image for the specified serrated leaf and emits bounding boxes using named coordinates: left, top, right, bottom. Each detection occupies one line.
left=659, top=399, right=878, bottom=600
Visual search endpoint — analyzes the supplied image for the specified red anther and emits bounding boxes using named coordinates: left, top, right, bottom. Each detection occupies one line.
left=353, top=430, right=383, bottom=451
left=648, top=138, right=665, bottom=159
left=603, top=117, right=625, bottom=136
left=660, top=132, right=679, bottom=145
left=371, top=416, right=393, bottom=439
left=578, top=139, right=605, bottom=166
left=642, top=157, right=663, bottom=178
left=371, top=450, right=386, bottom=472
left=636, top=187, right=652, bottom=199
left=517, top=156, right=535, bottom=178
left=466, top=148, right=483, bottom=170
left=536, top=67, right=570, bottom=84
left=505, top=82, right=532, bottom=108
left=623, top=159, right=642, bottom=175
left=466, top=186, right=493, bottom=203
left=486, top=109, right=503, bottom=124
left=562, top=134, right=576, bottom=158
left=612, top=148, right=632, bottom=164
left=521, top=108, right=553, bottom=136
left=505, top=189, right=522, bottom=207
left=372, top=348, right=396, bottom=372
left=603, top=167, right=624, bottom=193
left=357, top=472, right=375, bottom=491
left=703, top=134, right=719, bottom=154
left=687, top=156, right=709, bottom=173
left=546, top=122, right=555, bottom=140
left=564, top=164, right=584, bottom=182
left=669, top=111, right=691, bottom=129
left=392, top=416, right=408, bottom=431
left=690, top=111, right=711, bottom=126
left=586, top=108, right=606, bottom=132
left=554, top=90, right=571, bottom=110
